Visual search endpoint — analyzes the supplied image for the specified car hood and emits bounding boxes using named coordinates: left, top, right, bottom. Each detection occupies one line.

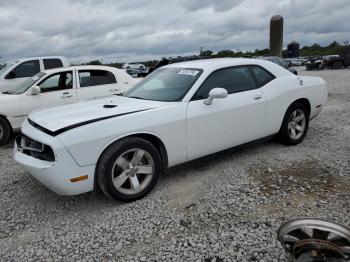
left=0, top=92, right=20, bottom=103
left=28, top=96, right=167, bottom=133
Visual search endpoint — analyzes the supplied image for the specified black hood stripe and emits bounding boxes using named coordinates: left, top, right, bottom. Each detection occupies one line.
left=28, top=108, right=154, bottom=136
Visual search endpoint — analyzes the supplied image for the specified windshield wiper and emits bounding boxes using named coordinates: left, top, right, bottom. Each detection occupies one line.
left=2, top=91, right=12, bottom=94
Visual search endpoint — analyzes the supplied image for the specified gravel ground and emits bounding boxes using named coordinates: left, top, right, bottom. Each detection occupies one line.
left=0, top=67, right=349, bottom=261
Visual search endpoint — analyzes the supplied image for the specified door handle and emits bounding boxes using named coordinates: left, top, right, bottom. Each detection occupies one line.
left=254, top=94, right=262, bottom=100
left=61, top=92, right=73, bottom=98
left=109, top=88, right=119, bottom=92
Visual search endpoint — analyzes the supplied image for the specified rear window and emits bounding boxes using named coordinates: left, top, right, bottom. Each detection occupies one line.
left=78, top=70, right=116, bottom=87
left=43, top=59, right=63, bottom=70
left=250, top=66, right=275, bottom=87
left=6, top=60, right=40, bottom=78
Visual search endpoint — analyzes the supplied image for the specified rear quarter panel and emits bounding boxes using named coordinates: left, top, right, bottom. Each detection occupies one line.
left=262, top=75, right=327, bottom=136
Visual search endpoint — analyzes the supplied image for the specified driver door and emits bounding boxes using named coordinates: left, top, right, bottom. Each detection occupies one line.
left=186, top=66, right=266, bottom=160
left=20, top=70, right=77, bottom=117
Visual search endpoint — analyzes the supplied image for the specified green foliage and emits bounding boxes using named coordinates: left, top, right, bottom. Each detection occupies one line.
left=81, top=41, right=349, bottom=68
left=200, top=49, right=213, bottom=57
left=86, top=60, right=102, bottom=65
left=104, top=62, right=123, bottom=69
left=299, top=41, right=348, bottom=56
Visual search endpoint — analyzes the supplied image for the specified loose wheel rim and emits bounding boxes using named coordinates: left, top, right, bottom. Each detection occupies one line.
left=288, top=109, right=306, bottom=140
left=111, top=148, right=154, bottom=196
left=278, top=218, right=350, bottom=259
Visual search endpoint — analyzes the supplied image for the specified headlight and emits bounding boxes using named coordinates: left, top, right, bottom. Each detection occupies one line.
left=16, top=135, right=55, bottom=162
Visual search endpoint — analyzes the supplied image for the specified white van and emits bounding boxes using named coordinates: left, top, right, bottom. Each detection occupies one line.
left=0, top=56, right=69, bottom=92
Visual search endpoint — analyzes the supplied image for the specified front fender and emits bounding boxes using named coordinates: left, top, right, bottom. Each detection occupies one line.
left=56, top=103, right=188, bottom=167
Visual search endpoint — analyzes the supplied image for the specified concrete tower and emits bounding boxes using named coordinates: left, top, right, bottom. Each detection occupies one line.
left=269, top=15, right=284, bottom=58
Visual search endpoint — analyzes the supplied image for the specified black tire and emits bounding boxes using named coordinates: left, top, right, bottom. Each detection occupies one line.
left=332, top=61, right=344, bottom=70
left=278, top=102, right=309, bottom=145
left=0, top=117, right=11, bottom=146
left=96, top=137, right=161, bottom=202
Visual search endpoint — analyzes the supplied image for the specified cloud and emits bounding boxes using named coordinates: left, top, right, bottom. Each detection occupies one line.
left=0, top=0, right=349, bottom=63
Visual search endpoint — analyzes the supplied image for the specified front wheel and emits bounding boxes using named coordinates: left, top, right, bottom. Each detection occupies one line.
left=278, top=103, right=309, bottom=145
left=96, top=137, right=161, bottom=202
left=0, top=117, right=11, bottom=146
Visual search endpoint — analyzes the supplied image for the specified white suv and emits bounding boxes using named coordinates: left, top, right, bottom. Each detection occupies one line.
left=122, top=62, right=145, bottom=70
left=0, top=56, right=69, bottom=92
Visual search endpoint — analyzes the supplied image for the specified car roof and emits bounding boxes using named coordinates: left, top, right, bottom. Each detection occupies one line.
left=17, top=56, right=66, bottom=62
left=164, top=58, right=293, bottom=77
left=42, top=65, right=119, bottom=74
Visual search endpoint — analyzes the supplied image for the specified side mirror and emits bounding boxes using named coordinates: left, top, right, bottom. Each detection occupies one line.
left=204, top=88, right=228, bottom=105
left=31, top=85, right=41, bottom=95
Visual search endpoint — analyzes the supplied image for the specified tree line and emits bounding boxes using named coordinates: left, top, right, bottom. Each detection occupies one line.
left=83, top=41, right=349, bottom=68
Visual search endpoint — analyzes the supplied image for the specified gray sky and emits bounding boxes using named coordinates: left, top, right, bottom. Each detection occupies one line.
left=0, top=0, right=349, bottom=63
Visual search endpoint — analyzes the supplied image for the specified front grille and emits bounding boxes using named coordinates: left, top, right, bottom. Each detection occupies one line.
left=16, top=135, right=55, bottom=162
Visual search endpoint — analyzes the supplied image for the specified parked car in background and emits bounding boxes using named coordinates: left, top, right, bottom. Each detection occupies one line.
left=260, top=56, right=298, bottom=75
left=284, top=58, right=307, bottom=66
left=322, top=48, right=350, bottom=69
left=14, top=58, right=327, bottom=202
left=124, top=68, right=149, bottom=78
left=122, top=62, right=146, bottom=70
left=0, top=56, right=69, bottom=93
left=0, top=65, right=136, bottom=145
left=305, top=56, right=324, bottom=70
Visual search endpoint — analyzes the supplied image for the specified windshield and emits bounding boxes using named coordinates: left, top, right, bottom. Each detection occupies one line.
left=0, top=62, right=15, bottom=76
left=124, top=67, right=203, bottom=101
left=7, top=72, right=46, bottom=95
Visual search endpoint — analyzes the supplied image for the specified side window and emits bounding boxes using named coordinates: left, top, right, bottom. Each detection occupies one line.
left=39, top=72, right=73, bottom=93
left=250, top=66, right=275, bottom=87
left=78, top=70, right=116, bottom=88
left=6, top=60, right=40, bottom=79
left=193, top=66, right=257, bottom=100
left=43, top=59, right=63, bottom=70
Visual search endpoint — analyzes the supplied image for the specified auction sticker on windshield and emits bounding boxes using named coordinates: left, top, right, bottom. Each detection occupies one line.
left=178, top=69, right=199, bottom=76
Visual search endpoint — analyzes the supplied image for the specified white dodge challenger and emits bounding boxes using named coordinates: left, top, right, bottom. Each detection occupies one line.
left=14, top=58, right=328, bottom=202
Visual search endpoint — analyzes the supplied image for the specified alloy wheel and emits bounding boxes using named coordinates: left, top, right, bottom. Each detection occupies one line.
left=288, top=109, right=306, bottom=140
left=278, top=218, right=350, bottom=260
left=111, top=148, right=154, bottom=195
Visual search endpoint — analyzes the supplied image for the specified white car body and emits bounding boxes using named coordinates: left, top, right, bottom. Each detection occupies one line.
left=0, top=56, right=69, bottom=92
left=122, top=63, right=146, bottom=70
left=0, top=65, right=136, bottom=133
left=14, top=58, right=328, bottom=196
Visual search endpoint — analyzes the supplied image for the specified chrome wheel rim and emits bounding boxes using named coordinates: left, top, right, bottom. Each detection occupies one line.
left=111, top=148, right=154, bottom=195
left=278, top=218, right=350, bottom=258
left=288, top=109, right=306, bottom=140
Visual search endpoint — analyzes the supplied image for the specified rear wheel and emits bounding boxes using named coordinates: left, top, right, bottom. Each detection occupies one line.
left=0, top=117, right=11, bottom=146
left=96, top=137, right=161, bottom=202
left=332, top=61, right=344, bottom=69
left=278, top=103, right=309, bottom=145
